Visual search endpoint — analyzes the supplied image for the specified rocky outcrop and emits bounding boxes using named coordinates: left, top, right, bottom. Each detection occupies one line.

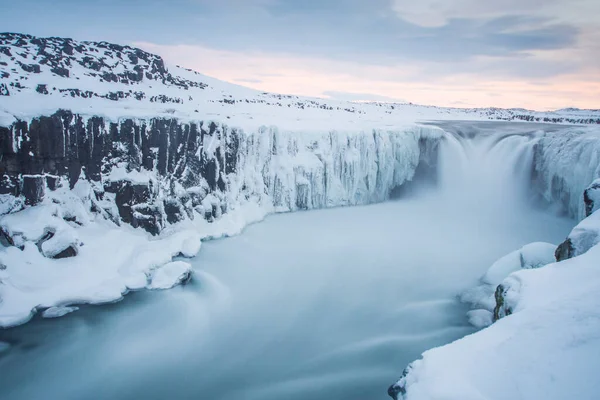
left=555, top=238, right=574, bottom=262
left=584, top=179, right=600, bottom=217
left=493, top=284, right=512, bottom=321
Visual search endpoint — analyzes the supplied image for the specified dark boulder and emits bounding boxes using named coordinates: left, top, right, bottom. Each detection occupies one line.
left=45, top=175, right=59, bottom=191
left=36, top=84, right=49, bottom=94
left=555, top=238, right=574, bottom=262
left=50, top=66, right=69, bottom=78
left=54, top=246, right=78, bottom=259
left=584, top=179, right=600, bottom=217
left=131, top=204, right=163, bottom=236
left=109, top=180, right=156, bottom=225
left=164, top=199, right=185, bottom=224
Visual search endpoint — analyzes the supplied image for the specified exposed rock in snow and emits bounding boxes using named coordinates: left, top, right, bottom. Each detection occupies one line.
left=41, top=306, right=79, bottom=319
left=148, top=261, right=192, bottom=290
left=584, top=179, right=600, bottom=217
left=21, top=175, right=45, bottom=205
left=555, top=209, right=600, bottom=262
left=39, top=229, right=80, bottom=259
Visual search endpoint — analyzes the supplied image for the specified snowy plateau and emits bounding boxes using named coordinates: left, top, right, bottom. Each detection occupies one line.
left=1, top=32, right=600, bottom=400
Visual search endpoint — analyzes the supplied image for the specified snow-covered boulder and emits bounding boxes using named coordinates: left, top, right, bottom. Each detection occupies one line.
left=461, top=242, right=556, bottom=326
left=555, top=209, right=600, bottom=262
left=148, top=261, right=192, bottom=290
left=40, top=228, right=80, bottom=259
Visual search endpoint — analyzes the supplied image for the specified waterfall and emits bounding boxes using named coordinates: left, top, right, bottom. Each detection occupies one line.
left=436, top=129, right=538, bottom=213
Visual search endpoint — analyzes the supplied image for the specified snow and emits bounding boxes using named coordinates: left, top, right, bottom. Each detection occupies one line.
left=460, top=242, right=557, bottom=327
left=393, top=242, right=600, bottom=400
left=482, top=242, right=556, bottom=286
left=106, top=165, right=153, bottom=185
left=148, top=261, right=192, bottom=290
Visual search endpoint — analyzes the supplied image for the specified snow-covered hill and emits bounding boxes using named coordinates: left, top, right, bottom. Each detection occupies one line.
left=1, top=32, right=599, bottom=130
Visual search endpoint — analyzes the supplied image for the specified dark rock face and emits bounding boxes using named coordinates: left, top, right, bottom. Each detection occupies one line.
left=163, top=199, right=185, bottom=224
left=555, top=238, right=574, bottom=262
left=493, top=284, right=512, bottom=322
left=52, top=245, right=78, bottom=259
left=131, top=204, right=163, bottom=236
left=21, top=175, right=45, bottom=205
left=107, top=180, right=157, bottom=225
left=387, top=382, right=405, bottom=400
left=0, top=111, right=238, bottom=235
left=584, top=179, right=600, bottom=217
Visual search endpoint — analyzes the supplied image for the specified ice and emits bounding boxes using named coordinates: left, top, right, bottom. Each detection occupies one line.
left=533, top=127, right=600, bottom=219
left=42, top=306, right=79, bottom=319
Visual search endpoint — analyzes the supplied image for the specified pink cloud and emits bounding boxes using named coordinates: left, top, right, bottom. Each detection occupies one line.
left=135, top=42, right=600, bottom=111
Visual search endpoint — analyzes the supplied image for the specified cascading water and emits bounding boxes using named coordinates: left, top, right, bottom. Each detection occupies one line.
left=437, top=130, right=538, bottom=212
left=0, top=123, right=574, bottom=400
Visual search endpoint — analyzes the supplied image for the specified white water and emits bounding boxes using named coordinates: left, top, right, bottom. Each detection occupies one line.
left=0, top=128, right=574, bottom=400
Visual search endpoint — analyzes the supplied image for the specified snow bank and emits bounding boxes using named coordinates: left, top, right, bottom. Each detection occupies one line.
left=459, top=241, right=557, bottom=328
left=390, top=242, right=600, bottom=400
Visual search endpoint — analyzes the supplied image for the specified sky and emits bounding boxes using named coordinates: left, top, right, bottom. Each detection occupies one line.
left=1, top=0, right=599, bottom=110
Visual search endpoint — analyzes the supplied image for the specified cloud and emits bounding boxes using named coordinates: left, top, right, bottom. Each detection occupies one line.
left=136, top=41, right=600, bottom=111
left=391, top=0, right=599, bottom=27
left=322, top=91, right=406, bottom=102
left=235, top=78, right=263, bottom=84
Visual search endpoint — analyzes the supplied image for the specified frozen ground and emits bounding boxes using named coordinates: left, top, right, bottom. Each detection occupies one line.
left=0, top=185, right=572, bottom=400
